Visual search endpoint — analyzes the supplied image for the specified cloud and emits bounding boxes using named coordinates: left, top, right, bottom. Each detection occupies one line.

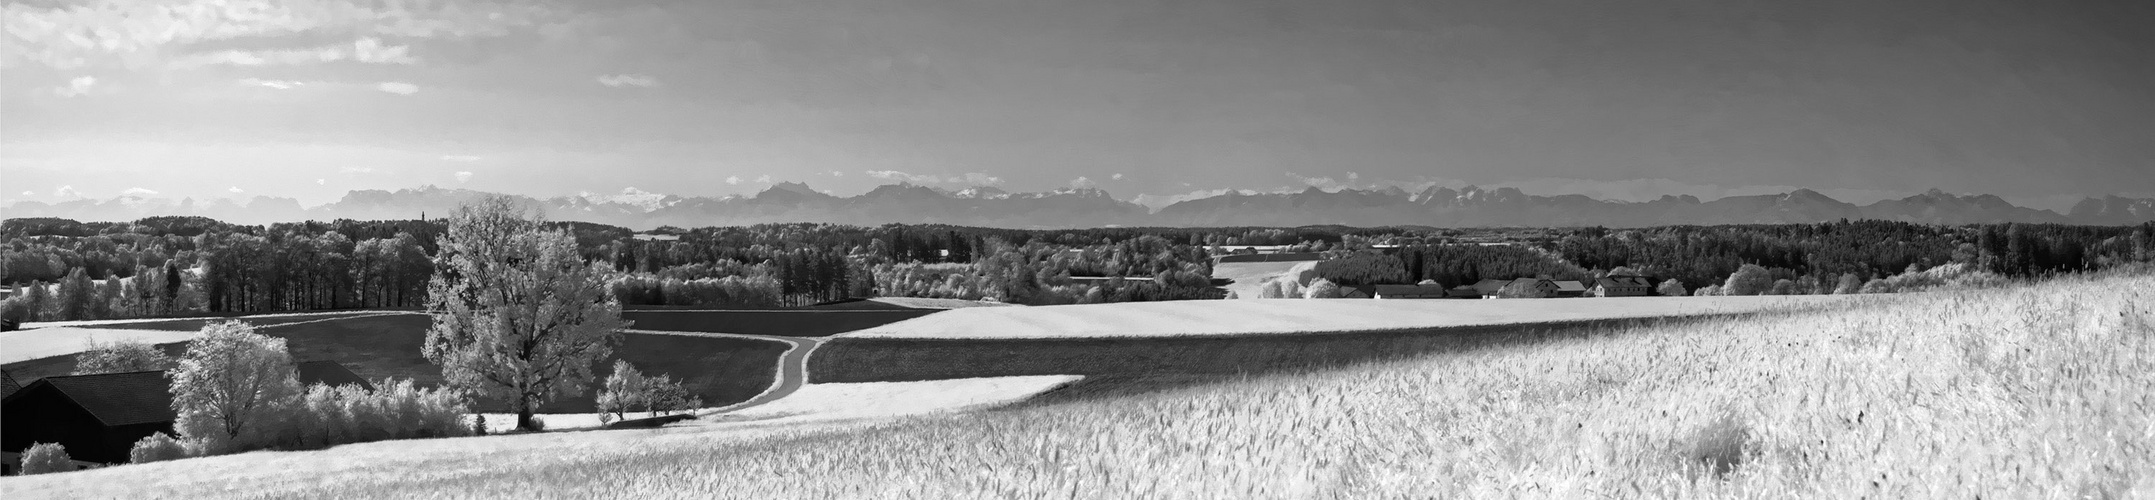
left=440, top=155, right=480, bottom=162
left=228, top=186, right=245, bottom=193
left=958, top=173, right=1004, bottom=186
left=1069, top=177, right=1098, bottom=189
left=53, top=185, right=81, bottom=198
left=597, top=74, right=661, bottom=88
left=4, top=1, right=557, bottom=71
left=316, top=178, right=327, bottom=185
left=376, top=82, right=419, bottom=95
left=829, top=170, right=845, bottom=177
left=121, top=187, right=158, bottom=196
left=20, top=191, right=33, bottom=196
left=754, top=174, right=772, bottom=184
left=175, top=38, right=420, bottom=68
left=238, top=78, right=302, bottom=90
left=454, top=171, right=474, bottom=183
left=725, top=176, right=742, bottom=185
left=339, top=166, right=375, bottom=174
left=1111, top=173, right=1125, bottom=181
left=52, top=76, right=96, bottom=97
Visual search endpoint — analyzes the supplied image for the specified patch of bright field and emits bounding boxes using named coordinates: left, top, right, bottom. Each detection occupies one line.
left=710, top=375, right=1083, bottom=424
left=0, top=327, right=201, bottom=365
left=846, top=293, right=1869, bottom=339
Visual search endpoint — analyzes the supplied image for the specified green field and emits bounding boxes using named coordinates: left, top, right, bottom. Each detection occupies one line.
left=4, top=274, right=2145, bottom=498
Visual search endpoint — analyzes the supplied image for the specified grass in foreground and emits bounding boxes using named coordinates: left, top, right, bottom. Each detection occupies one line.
left=3, top=275, right=2149, bottom=499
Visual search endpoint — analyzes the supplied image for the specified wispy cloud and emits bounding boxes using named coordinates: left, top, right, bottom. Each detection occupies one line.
left=316, top=178, right=328, bottom=185
left=1069, top=176, right=1098, bottom=189
left=339, top=166, right=376, bottom=174
left=121, top=187, right=158, bottom=196
left=597, top=74, right=661, bottom=88
left=454, top=171, right=474, bottom=183
left=228, top=186, right=245, bottom=193
left=754, top=174, right=772, bottom=184
left=1111, top=173, right=1125, bottom=181
left=52, top=76, right=96, bottom=97
left=725, top=175, right=742, bottom=185
left=439, top=155, right=481, bottom=162
left=376, top=82, right=419, bottom=95
left=238, top=78, right=303, bottom=90
left=52, top=185, right=81, bottom=198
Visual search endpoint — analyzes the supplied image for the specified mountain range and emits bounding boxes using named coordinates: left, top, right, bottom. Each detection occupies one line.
left=4, top=183, right=2151, bottom=229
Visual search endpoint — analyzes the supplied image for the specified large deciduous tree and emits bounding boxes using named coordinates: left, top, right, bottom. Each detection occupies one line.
left=424, top=197, right=627, bottom=431
left=170, top=320, right=301, bottom=453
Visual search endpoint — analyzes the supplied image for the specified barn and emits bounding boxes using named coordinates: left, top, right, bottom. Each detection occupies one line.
left=1, top=371, right=176, bottom=466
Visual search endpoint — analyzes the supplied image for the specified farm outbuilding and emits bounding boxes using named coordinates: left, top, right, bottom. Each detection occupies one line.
left=1372, top=285, right=1448, bottom=299
left=1592, top=276, right=1657, bottom=297
left=1551, top=280, right=1590, bottom=297
left=2, top=370, right=19, bottom=398
left=1, top=371, right=176, bottom=466
left=1469, top=279, right=1511, bottom=296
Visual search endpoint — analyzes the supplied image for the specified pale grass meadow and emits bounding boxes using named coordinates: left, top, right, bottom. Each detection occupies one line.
left=3, top=274, right=2148, bottom=499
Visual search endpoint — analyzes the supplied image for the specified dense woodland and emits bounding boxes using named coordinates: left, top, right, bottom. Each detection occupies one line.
left=3, top=215, right=2151, bottom=325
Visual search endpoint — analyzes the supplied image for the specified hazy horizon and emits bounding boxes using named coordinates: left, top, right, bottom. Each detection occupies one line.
left=5, top=0, right=2152, bottom=214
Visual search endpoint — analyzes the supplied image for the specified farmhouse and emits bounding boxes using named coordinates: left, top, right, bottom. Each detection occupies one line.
left=1592, top=276, right=1657, bottom=297
left=1372, top=284, right=1448, bottom=299
left=1, top=371, right=176, bottom=466
left=1338, top=286, right=1375, bottom=299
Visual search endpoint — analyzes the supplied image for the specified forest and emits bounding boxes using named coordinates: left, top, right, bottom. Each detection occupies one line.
left=3, top=215, right=2151, bottom=326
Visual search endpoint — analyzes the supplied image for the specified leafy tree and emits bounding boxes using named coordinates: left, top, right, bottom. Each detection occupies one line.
left=74, top=339, right=174, bottom=375
left=1303, top=278, right=1342, bottom=299
left=1833, top=273, right=1864, bottom=295
left=1721, top=264, right=1774, bottom=296
left=55, top=268, right=96, bottom=320
left=170, top=320, right=302, bottom=454
left=23, top=280, right=53, bottom=322
left=1656, top=278, right=1687, bottom=297
left=425, top=197, right=627, bottom=431
left=1769, top=279, right=1798, bottom=295
left=1498, top=279, right=1548, bottom=299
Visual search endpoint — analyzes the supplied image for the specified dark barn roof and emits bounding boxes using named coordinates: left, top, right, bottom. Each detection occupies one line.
left=296, top=360, right=374, bottom=391
left=1372, top=284, right=1449, bottom=297
left=13, top=371, right=176, bottom=427
left=2, top=370, right=19, bottom=399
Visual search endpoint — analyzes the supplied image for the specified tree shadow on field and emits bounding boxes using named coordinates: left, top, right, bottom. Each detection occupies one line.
left=808, top=313, right=1754, bottom=409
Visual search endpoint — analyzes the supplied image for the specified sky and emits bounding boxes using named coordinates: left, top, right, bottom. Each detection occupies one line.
left=3, top=0, right=2152, bottom=212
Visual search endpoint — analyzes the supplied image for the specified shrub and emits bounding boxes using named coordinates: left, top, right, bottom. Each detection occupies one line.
left=1768, top=279, right=1797, bottom=295
left=74, top=339, right=174, bottom=375
left=1832, top=273, right=1863, bottom=294
left=20, top=442, right=73, bottom=475
left=129, top=432, right=189, bottom=464
left=1694, top=285, right=1724, bottom=296
left=289, top=378, right=472, bottom=449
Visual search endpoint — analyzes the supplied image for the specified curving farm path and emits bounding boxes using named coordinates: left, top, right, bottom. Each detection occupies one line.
left=622, top=329, right=824, bottom=414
